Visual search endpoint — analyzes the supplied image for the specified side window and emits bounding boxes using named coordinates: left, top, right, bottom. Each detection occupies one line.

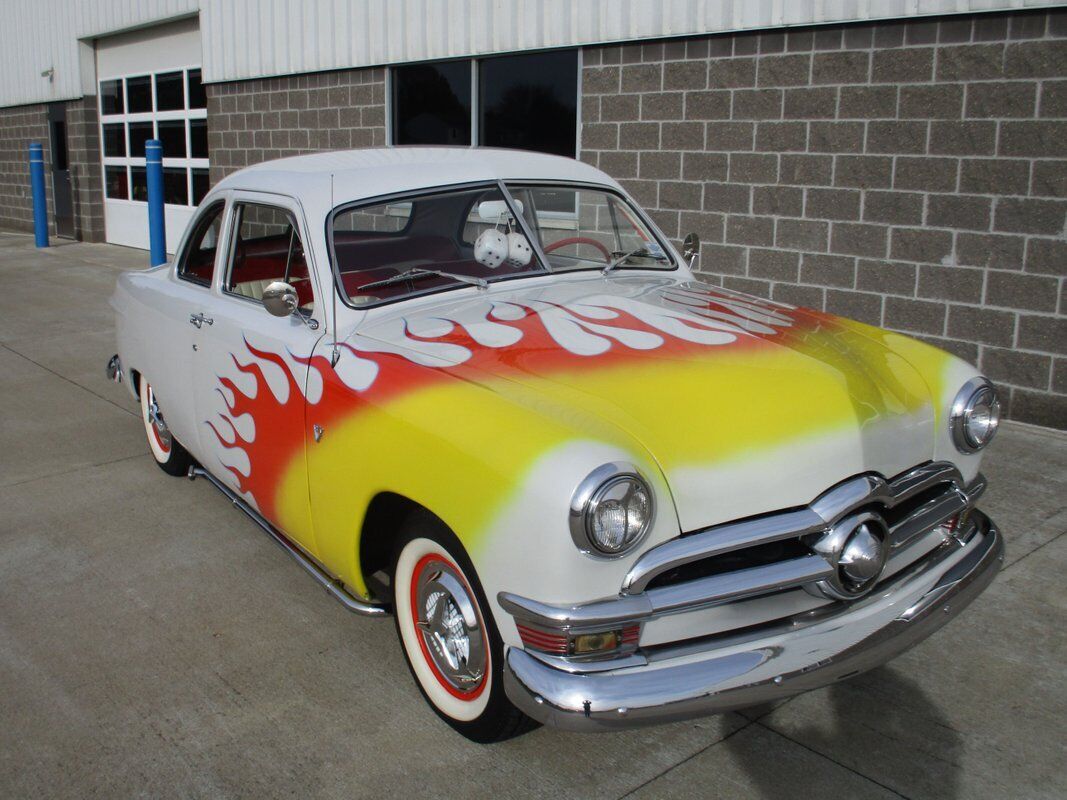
left=177, top=202, right=224, bottom=286
left=226, top=203, right=313, bottom=311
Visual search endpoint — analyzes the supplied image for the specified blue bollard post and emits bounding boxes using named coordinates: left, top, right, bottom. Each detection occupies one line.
left=28, top=143, right=48, bottom=248
left=145, top=139, right=166, bottom=266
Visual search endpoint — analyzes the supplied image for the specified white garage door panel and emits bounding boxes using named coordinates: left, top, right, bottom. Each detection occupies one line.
left=96, top=17, right=201, bottom=78
left=96, top=17, right=208, bottom=252
left=103, top=200, right=196, bottom=252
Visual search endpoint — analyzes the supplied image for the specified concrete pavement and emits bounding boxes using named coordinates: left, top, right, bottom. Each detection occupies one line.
left=1, top=231, right=1064, bottom=799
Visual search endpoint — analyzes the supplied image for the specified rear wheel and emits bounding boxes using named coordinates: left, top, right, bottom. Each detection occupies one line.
left=139, top=377, right=193, bottom=476
left=392, top=511, right=535, bottom=742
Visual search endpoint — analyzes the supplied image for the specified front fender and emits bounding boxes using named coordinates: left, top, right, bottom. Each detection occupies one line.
left=300, top=344, right=681, bottom=645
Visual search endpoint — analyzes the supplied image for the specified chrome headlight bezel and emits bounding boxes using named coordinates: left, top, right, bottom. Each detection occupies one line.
left=950, top=377, right=1001, bottom=454
left=569, top=462, right=655, bottom=559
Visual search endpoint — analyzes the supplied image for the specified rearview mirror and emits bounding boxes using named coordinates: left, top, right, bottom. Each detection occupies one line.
left=477, top=199, right=523, bottom=222
left=262, top=281, right=299, bottom=317
left=682, top=232, right=700, bottom=268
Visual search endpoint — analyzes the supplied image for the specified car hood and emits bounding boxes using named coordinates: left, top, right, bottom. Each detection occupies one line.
left=347, top=274, right=952, bottom=532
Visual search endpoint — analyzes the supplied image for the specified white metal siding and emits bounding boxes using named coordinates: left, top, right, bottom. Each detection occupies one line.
left=198, top=0, right=1058, bottom=83
left=0, top=0, right=1059, bottom=107
left=0, top=0, right=198, bottom=108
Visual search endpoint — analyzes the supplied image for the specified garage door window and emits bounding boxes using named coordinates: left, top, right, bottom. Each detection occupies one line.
left=98, top=66, right=211, bottom=211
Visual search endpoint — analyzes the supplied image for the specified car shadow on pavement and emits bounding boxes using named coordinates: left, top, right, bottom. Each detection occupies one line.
left=729, top=666, right=963, bottom=799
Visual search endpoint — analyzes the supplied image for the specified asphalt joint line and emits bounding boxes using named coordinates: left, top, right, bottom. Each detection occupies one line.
left=754, top=721, right=913, bottom=799
left=615, top=716, right=759, bottom=800
left=0, top=342, right=138, bottom=418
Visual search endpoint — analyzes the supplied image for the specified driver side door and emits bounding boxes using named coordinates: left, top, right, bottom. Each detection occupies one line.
left=190, top=192, right=325, bottom=555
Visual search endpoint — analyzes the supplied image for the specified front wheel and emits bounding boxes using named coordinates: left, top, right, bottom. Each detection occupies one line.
left=139, top=377, right=194, bottom=476
left=392, top=512, right=535, bottom=742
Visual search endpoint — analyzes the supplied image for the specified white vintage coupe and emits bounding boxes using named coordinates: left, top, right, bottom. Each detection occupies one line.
left=109, top=147, right=1002, bottom=741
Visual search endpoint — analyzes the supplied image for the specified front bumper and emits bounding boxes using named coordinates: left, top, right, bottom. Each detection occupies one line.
left=503, top=510, right=1002, bottom=731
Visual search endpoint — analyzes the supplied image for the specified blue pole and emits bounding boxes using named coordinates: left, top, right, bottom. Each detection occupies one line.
left=28, top=143, right=48, bottom=248
left=145, top=139, right=166, bottom=266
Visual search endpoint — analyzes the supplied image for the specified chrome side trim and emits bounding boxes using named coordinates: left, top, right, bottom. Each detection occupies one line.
left=503, top=513, right=1003, bottom=731
left=499, top=590, right=653, bottom=629
left=188, top=466, right=388, bottom=618
left=623, top=461, right=971, bottom=594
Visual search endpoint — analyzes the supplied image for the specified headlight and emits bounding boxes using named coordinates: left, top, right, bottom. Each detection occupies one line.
left=569, top=463, right=654, bottom=557
left=950, top=377, right=1001, bottom=453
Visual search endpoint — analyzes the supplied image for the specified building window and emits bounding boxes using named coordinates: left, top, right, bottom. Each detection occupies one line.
left=98, top=66, right=210, bottom=209
left=389, top=50, right=578, bottom=157
left=392, top=61, right=471, bottom=145
left=480, top=51, right=578, bottom=157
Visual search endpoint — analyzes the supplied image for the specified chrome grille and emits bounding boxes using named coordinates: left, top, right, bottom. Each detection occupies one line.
left=498, top=461, right=987, bottom=658
left=625, top=462, right=983, bottom=605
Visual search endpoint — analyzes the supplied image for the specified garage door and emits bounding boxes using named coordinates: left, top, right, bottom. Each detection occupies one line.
left=96, top=17, right=208, bottom=253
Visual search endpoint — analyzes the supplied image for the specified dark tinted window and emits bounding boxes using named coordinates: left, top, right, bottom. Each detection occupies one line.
left=187, top=69, right=207, bottom=109
left=178, top=202, right=224, bottom=286
left=392, top=61, right=471, bottom=145
left=100, top=80, right=124, bottom=115
left=102, top=123, right=126, bottom=157
left=479, top=51, right=577, bottom=156
left=131, top=167, right=148, bottom=201
left=128, top=122, right=153, bottom=158
left=191, top=168, right=210, bottom=205
left=157, top=120, right=186, bottom=158
left=105, top=166, right=128, bottom=200
left=190, top=118, right=208, bottom=158
left=126, top=75, right=152, bottom=113
left=163, top=168, right=188, bottom=205
left=155, top=71, right=184, bottom=110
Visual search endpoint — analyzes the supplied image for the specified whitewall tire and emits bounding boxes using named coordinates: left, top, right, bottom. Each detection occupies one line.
left=391, top=511, right=534, bottom=742
left=139, top=377, right=193, bottom=476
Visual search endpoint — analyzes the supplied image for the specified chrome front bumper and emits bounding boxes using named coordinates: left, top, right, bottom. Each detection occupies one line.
left=502, top=511, right=1002, bottom=731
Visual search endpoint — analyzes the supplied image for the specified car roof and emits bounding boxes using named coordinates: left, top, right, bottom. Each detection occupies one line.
left=213, top=146, right=622, bottom=209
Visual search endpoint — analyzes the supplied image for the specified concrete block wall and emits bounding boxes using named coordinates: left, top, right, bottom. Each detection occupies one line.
left=66, top=97, right=104, bottom=243
left=0, top=103, right=50, bottom=235
left=0, top=98, right=103, bottom=242
left=206, top=66, right=387, bottom=186
left=581, top=8, right=1067, bottom=429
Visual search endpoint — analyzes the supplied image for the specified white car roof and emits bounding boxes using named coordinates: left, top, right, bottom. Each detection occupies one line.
left=213, top=147, right=622, bottom=209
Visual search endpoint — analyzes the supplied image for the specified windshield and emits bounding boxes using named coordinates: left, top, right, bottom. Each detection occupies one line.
left=332, top=184, right=544, bottom=306
left=505, top=184, right=674, bottom=273
left=329, top=183, right=673, bottom=307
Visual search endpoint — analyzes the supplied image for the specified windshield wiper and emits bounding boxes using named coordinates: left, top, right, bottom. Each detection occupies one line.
left=603, top=248, right=669, bottom=275
left=357, top=268, right=488, bottom=292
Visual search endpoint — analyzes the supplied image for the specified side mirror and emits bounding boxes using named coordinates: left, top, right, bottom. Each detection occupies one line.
left=682, top=232, right=700, bottom=268
left=262, top=281, right=299, bottom=317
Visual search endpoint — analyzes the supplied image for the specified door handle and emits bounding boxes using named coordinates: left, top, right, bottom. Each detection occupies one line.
left=189, top=313, right=214, bottom=328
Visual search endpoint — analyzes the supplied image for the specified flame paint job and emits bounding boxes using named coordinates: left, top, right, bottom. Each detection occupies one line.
left=189, top=275, right=972, bottom=611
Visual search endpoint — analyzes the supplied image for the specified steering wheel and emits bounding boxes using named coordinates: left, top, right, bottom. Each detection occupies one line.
left=543, top=236, right=612, bottom=262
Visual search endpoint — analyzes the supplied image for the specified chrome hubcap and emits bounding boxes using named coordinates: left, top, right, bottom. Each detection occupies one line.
left=415, top=562, right=486, bottom=690
left=146, top=387, right=172, bottom=448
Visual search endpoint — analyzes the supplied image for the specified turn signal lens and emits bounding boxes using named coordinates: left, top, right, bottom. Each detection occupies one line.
left=516, top=624, right=568, bottom=654
left=518, top=624, right=641, bottom=656
left=572, top=631, right=620, bottom=654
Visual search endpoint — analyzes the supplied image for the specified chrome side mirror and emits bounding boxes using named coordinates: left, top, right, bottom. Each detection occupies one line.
left=682, top=232, right=700, bottom=268
left=262, top=281, right=299, bottom=317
